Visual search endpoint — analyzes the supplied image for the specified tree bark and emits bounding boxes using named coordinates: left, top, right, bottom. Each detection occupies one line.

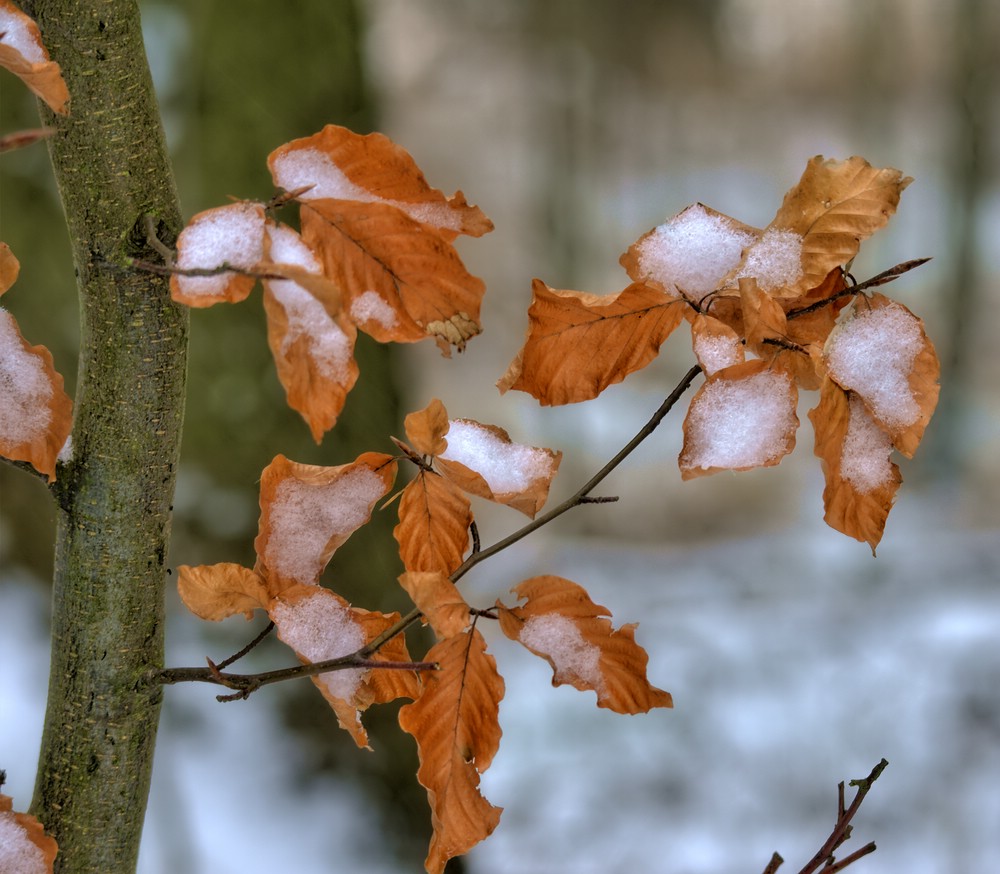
left=22, top=2, right=186, bottom=871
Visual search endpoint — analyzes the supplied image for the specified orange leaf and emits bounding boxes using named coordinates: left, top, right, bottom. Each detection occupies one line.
left=393, top=471, right=472, bottom=574
left=0, top=2, right=69, bottom=114
left=176, top=562, right=269, bottom=621
left=398, top=571, right=471, bottom=639
left=810, top=379, right=901, bottom=553
left=352, top=606, right=421, bottom=707
left=766, top=156, right=911, bottom=295
left=253, top=452, right=397, bottom=592
left=0, top=241, right=19, bottom=294
left=497, top=575, right=672, bottom=714
left=738, top=278, right=820, bottom=389
left=170, top=202, right=266, bottom=307
left=0, top=792, right=58, bottom=872
left=782, top=267, right=851, bottom=347
left=690, top=313, right=744, bottom=376
left=398, top=629, right=504, bottom=873
left=679, top=359, right=798, bottom=479
left=436, top=418, right=561, bottom=518
left=0, top=309, right=73, bottom=482
left=498, top=279, right=685, bottom=405
left=261, top=223, right=359, bottom=441
left=404, top=397, right=450, bottom=458
left=268, top=124, right=493, bottom=241
left=822, top=293, right=939, bottom=457
left=300, top=199, right=485, bottom=355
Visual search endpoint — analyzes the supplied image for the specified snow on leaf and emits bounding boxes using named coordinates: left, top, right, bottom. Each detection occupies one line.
left=403, top=397, right=450, bottom=458
left=398, top=628, right=504, bottom=874
left=393, top=470, right=472, bottom=575
left=398, top=571, right=470, bottom=639
left=267, top=124, right=493, bottom=241
left=254, top=452, right=396, bottom=592
left=622, top=204, right=759, bottom=304
left=822, top=293, right=939, bottom=457
left=0, top=308, right=73, bottom=482
left=766, top=156, right=911, bottom=295
left=299, top=198, right=485, bottom=354
left=436, top=418, right=561, bottom=518
left=0, top=1, right=69, bottom=114
left=497, top=279, right=685, bottom=405
left=810, top=379, right=901, bottom=553
left=176, top=562, right=269, bottom=621
left=497, top=576, right=672, bottom=714
left=0, top=792, right=57, bottom=874
left=261, top=222, right=358, bottom=441
left=679, top=360, right=798, bottom=479
left=735, top=228, right=804, bottom=292
left=171, top=202, right=266, bottom=306
left=690, top=314, right=744, bottom=376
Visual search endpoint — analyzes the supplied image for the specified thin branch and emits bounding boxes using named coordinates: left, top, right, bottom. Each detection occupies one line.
left=143, top=214, right=175, bottom=266
left=761, top=853, right=784, bottom=874
left=214, top=621, right=275, bottom=670
left=785, top=259, right=930, bottom=320
left=127, top=258, right=291, bottom=283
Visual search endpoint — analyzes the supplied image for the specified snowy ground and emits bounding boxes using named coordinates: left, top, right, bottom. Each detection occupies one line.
left=2, top=489, right=998, bottom=874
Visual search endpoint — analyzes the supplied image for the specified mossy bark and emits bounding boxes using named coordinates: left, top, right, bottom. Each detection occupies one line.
left=22, top=2, right=186, bottom=871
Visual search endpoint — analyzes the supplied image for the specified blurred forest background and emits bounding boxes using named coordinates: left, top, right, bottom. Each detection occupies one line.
left=1, top=1, right=998, bottom=872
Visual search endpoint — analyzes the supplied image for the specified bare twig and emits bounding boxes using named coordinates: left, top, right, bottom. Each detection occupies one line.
left=761, top=852, right=784, bottom=874
left=213, top=621, right=275, bottom=670
left=0, top=127, right=56, bottom=153
left=785, top=259, right=930, bottom=320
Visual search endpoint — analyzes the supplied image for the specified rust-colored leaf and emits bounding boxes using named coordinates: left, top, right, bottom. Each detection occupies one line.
left=398, top=629, right=504, bottom=873
left=497, top=576, right=672, bottom=714
left=253, top=452, right=397, bottom=592
left=0, top=2, right=69, bottom=114
left=176, top=562, right=269, bottom=621
left=739, top=278, right=819, bottom=389
left=0, top=791, right=58, bottom=873
left=398, top=571, right=470, bottom=639
left=404, top=397, right=451, bottom=458
left=822, top=293, right=939, bottom=458
left=394, top=470, right=472, bottom=574
left=0, top=241, right=18, bottom=293
left=352, top=606, right=422, bottom=707
left=810, top=379, right=901, bottom=553
left=679, top=359, right=798, bottom=479
left=498, top=279, right=685, bottom=405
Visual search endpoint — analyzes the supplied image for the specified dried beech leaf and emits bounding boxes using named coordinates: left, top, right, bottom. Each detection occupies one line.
left=398, top=629, right=504, bottom=873
left=0, top=309, right=73, bottom=482
left=394, top=471, right=472, bottom=574
left=253, top=452, right=397, bottom=592
left=300, top=199, right=485, bottom=354
left=398, top=571, right=470, bottom=639
left=436, top=418, right=561, bottom=518
left=810, top=379, right=901, bottom=553
left=176, top=563, right=269, bottom=621
left=352, top=606, right=421, bottom=706
left=822, top=293, right=939, bottom=457
left=0, top=791, right=58, bottom=873
left=0, top=241, right=19, bottom=294
left=404, top=398, right=451, bottom=458
left=690, top=313, right=744, bottom=376
left=679, top=360, right=798, bottom=479
left=738, top=278, right=819, bottom=389
left=783, top=267, right=851, bottom=348
left=268, top=124, right=493, bottom=241
left=767, top=156, right=911, bottom=295
left=171, top=202, right=267, bottom=307
left=0, top=3, right=69, bottom=114
left=497, top=576, right=672, bottom=713
left=498, top=279, right=685, bottom=405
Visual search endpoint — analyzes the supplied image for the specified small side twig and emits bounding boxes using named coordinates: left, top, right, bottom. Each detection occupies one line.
left=214, top=621, right=275, bottom=670
left=786, top=259, right=930, bottom=320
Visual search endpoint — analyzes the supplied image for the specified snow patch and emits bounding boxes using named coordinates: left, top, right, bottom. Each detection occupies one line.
left=270, top=591, right=366, bottom=703
left=738, top=228, right=803, bottom=290
left=519, top=613, right=603, bottom=693
left=0, top=309, right=53, bottom=444
left=175, top=202, right=265, bottom=299
left=840, top=395, right=895, bottom=492
left=440, top=419, right=555, bottom=494
left=350, top=291, right=398, bottom=329
left=693, top=332, right=744, bottom=376
left=636, top=205, right=754, bottom=301
left=0, top=812, right=48, bottom=874
left=0, top=10, right=48, bottom=65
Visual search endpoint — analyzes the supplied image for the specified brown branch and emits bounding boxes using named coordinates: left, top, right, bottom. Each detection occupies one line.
left=127, top=257, right=291, bottom=283
left=786, top=259, right=930, bottom=320
left=213, top=620, right=275, bottom=670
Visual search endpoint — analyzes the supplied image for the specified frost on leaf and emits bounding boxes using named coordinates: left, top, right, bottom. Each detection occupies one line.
left=176, top=562, right=269, bottom=621
left=679, top=360, right=798, bottom=479
left=811, top=379, right=901, bottom=553
left=823, top=293, right=939, bottom=457
left=498, top=279, right=685, bottom=405
left=171, top=201, right=266, bottom=306
left=269, top=584, right=415, bottom=749
left=436, top=418, right=561, bottom=518
left=0, top=1, right=69, bottom=114
left=394, top=470, right=472, bottom=575
left=398, top=571, right=470, bottom=639
left=691, top=314, right=744, bottom=376
left=0, top=254, right=73, bottom=481
left=398, top=628, right=504, bottom=874
left=254, top=452, right=396, bottom=592
left=261, top=222, right=358, bottom=441
left=497, top=576, right=672, bottom=714
left=0, top=792, right=58, bottom=874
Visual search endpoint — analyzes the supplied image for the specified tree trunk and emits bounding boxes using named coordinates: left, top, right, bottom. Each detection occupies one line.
left=22, top=2, right=186, bottom=871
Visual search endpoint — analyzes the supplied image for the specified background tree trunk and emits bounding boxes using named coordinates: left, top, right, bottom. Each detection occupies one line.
left=21, top=1, right=186, bottom=871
